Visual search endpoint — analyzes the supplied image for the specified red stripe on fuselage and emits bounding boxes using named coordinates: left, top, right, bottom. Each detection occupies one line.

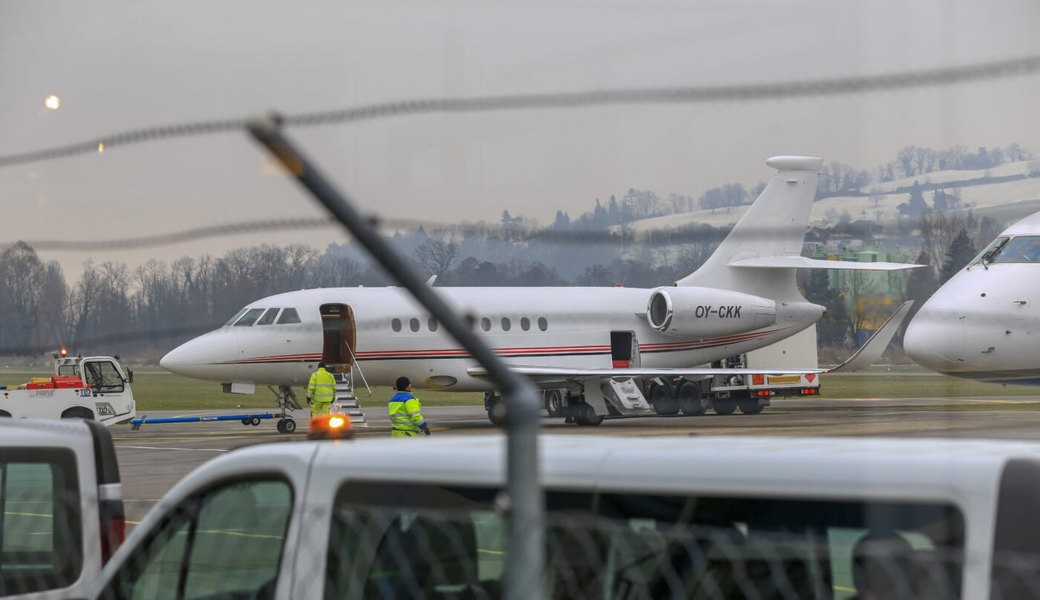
left=219, top=327, right=788, bottom=365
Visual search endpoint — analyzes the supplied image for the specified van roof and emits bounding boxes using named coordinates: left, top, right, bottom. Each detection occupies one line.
left=205, top=434, right=1040, bottom=505
left=0, top=417, right=98, bottom=445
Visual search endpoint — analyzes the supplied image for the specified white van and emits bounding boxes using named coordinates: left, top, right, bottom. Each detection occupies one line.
left=90, top=434, right=1040, bottom=599
left=0, top=419, right=125, bottom=599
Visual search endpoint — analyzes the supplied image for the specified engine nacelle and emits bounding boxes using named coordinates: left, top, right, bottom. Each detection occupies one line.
left=646, top=287, right=777, bottom=338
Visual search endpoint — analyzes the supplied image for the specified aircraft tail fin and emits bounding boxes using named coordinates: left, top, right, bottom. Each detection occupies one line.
left=676, top=156, right=823, bottom=298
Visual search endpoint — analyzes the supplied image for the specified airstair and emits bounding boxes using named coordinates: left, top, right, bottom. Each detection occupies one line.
left=331, top=368, right=369, bottom=427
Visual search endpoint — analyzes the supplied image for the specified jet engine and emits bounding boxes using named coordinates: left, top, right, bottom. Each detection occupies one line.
left=646, top=287, right=777, bottom=338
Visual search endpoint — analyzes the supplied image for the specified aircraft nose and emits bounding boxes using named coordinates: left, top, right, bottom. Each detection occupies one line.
left=903, top=303, right=964, bottom=373
left=160, top=330, right=240, bottom=381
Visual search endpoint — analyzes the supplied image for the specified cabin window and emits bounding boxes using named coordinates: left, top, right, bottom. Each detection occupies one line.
left=410, top=318, right=421, bottom=332
left=224, top=309, right=248, bottom=327
left=501, top=318, right=511, bottom=332
left=538, top=317, right=548, bottom=331
left=520, top=317, right=531, bottom=331
left=276, top=308, right=301, bottom=324
left=391, top=318, right=402, bottom=333
left=234, top=308, right=265, bottom=327
left=256, top=308, right=280, bottom=326
left=989, top=235, right=1040, bottom=263
left=481, top=318, right=492, bottom=332
left=428, top=318, right=438, bottom=332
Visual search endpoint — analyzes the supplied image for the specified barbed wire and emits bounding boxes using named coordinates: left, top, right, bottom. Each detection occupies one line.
left=2, top=55, right=1038, bottom=169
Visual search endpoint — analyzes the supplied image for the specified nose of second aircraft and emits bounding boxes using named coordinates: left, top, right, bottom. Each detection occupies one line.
left=903, top=310, right=959, bottom=373
left=160, top=330, right=240, bottom=381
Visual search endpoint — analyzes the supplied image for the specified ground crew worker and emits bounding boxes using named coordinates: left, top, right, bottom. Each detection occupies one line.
left=307, top=362, right=336, bottom=417
left=388, top=376, right=430, bottom=438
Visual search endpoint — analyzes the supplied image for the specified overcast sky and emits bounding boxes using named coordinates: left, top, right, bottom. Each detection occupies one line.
left=2, top=0, right=1039, bottom=281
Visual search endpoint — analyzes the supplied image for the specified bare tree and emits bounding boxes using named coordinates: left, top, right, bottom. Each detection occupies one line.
left=413, top=237, right=460, bottom=280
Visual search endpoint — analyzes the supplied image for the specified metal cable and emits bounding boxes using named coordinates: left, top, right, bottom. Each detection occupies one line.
left=2, top=55, right=1038, bottom=168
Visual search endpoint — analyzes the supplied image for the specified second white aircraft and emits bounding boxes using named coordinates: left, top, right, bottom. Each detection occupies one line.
left=905, top=210, right=1040, bottom=385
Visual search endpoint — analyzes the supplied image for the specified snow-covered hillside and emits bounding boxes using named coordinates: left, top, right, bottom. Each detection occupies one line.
left=624, top=160, right=1040, bottom=234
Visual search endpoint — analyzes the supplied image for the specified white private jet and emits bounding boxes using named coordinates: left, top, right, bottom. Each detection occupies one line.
left=161, top=156, right=917, bottom=424
left=904, top=210, right=1040, bottom=385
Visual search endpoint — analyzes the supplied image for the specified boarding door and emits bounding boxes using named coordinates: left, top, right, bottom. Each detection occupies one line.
left=320, top=304, right=356, bottom=374
left=610, top=331, right=640, bottom=369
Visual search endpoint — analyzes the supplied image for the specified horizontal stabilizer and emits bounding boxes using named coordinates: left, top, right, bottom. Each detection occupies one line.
left=729, top=256, right=923, bottom=271
left=826, top=300, right=913, bottom=373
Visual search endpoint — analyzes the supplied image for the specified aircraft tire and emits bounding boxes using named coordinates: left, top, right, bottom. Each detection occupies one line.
left=276, top=419, right=286, bottom=433
left=678, top=381, right=706, bottom=416
left=283, top=419, right=297, bottom=433
left=738, top=399, right=765, bottom=415
left=713, top=398, right=737, bottom=415
left=650, top=384, right=680, bottom=416
left=573, top=403, right=604, bottom=426
left=545, top=389, right=565, bottom=417
left=487, top=395, right=507, bottom=426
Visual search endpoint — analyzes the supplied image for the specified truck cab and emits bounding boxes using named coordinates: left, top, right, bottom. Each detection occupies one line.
left=0, top=356, right=136, bottom=425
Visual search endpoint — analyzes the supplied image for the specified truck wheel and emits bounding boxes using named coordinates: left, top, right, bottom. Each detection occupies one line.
left=250, top=416, right=263, bottom=426
left=545, top=389, right=565, bottom=417
left=738, top=399, right=765, bottom=415
left=678, top=381, right=706, bottom=416
left=242, top=418, right=251, bottom=425
left=713, top=398, right=737, bottom=415
left=573, top=403, right=604, bottom=426
left=61, top=408, right=95, bottom=421
left=649, top=384, right=679, bottom=416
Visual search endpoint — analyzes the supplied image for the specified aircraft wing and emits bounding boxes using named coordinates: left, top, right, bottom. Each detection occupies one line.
left=465, top=365, right=822, bottom=387
left=729, top=256, right=923, bottom=271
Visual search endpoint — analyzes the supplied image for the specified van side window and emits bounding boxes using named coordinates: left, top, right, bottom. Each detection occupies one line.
left=0, top=449, right=83, bottom=596
left=98, top=478, right=292, bottom=600
left=327, top=482, right=965, bottom=600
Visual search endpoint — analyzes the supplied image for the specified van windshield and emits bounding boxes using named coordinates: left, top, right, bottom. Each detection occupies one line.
left=326, top=482, right=965, bottom=599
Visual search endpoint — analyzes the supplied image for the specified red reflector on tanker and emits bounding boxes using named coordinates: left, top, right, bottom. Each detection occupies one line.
left=752, top=374, right=765, bottom=386
left=309, top=413, right=354, bottom=440
left=802, top=388, right=819, bottom=395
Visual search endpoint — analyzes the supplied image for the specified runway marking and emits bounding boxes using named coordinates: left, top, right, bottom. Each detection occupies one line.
left=116, top=445, right=229, bottom=452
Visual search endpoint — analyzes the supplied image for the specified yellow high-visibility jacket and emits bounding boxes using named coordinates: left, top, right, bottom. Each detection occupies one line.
left=388, top=391, right=428, bottom=437
left=307, top=367, right=336, bottom=416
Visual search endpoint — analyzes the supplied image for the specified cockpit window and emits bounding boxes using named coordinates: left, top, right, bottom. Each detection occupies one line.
left=256, top=308, right=280, bottom=326
left=234, top=308, right=265, bottom=327
left=224, top=308, right=248, bottom=327
left=984, top=236, right=1040, bottom=264
left=276, top=308, right=302, bottom=324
